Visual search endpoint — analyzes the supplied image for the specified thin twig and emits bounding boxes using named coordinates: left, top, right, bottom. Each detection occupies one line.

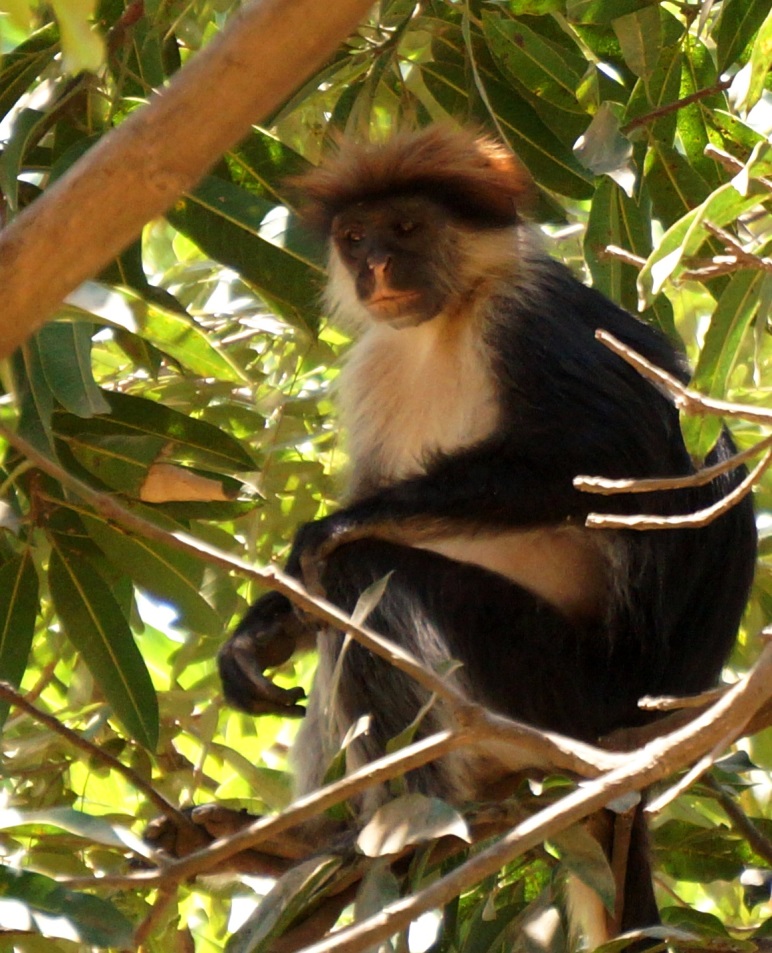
left=705, top=144, right=772, bottom=193
left=585, top=447, right=771, bottom=530
left=0, top=681, right=192, bottom=830
left=592, top=330, right=772, bottom=425
left=576, top=433, right=772, bottom=495
left=622, top=78, right=731, bottom=135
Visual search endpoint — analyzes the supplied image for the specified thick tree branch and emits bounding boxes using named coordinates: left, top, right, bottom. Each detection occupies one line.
left=0, top=0, right=372, bottom=358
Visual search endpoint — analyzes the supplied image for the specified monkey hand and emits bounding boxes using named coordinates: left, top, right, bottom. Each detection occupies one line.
left=218, top=591, right=308, bottom=717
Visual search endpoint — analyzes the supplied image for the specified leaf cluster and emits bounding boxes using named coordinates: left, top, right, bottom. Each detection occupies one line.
left=1, top=0, right=772, bottom=950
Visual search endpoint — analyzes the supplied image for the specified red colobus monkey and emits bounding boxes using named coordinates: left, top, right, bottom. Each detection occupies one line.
left=218, top=127, right=757, bottom=936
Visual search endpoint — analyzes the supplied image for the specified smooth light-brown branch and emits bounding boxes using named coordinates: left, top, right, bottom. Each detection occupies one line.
left=0, top=0, right=372, bottom=358
left=585, top=446, right=771, bottom=530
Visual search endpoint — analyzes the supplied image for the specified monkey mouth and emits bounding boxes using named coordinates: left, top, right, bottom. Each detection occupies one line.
left=368, top=291, right=422, bottom=318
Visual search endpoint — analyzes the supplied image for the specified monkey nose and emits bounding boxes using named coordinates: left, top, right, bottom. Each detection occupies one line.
left=367, top=254, right=391, bottom=277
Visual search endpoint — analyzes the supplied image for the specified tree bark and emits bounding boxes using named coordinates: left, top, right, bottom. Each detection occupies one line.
left=0, top=0, right=373, bottom=358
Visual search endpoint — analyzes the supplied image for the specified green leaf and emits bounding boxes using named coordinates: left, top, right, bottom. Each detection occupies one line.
left=48, top=543, right=159, bottom=749
left=637, top=180, right=767, bottom=301
left=66, top=285, right=247, bottom=383
left=0, top=24, right=59, bottom=125
left=0, top=866, right=134, bottom=947
left=645, top=142, right=712, bottom=230
left=55, top=388, right=255, bottom=472
left=12, top=338, right=55, bottom=453
left=0, top=106, right=47, bottom=212
left=612, top=5, right=660, bottom=80
left=82, top=513, right=223, bottom=637
left=0, top=553, right=39, bottom=726
left=65, top=432, right=165, bottom=495
left=693, top=270, right=764, bottom=396
left=423, top=24, right=593, bottom=199
left=653, top=819, right=745, bottom=882
left=716, top=0, right=771, bottom=71
left=168, top=176, right=325, bottom=332
left=226, top=855, right=342, bottom=953
left=566, top=0, right=651, bottom=26
left=736, top=9, right=772, bottom=113
left=551, top=825, right=615, bottom=913
left=36, top=322, right=110, bottom=417
left=482, top=12, right=586, bottom=113
left=0, top=806, right=147, bottom=852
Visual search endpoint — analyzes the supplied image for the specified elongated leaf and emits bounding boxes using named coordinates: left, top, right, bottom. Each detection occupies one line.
left=48, top=543, right=159, bottom=749
left=65, top=432, right=165, bottom=495
left=683, top=271, right=764, bottom=457
left=567, top=0, right=651, bottom=25
left=0, top=866, right=134, bottom=947
left=613, top=6, right=661, bottom=80
left=168, top=176, right=324, bottom=331
left=638, top=181, right=767, bottom=301
left=0, top=553, right=39, bottom=726
left=693, top=270, right=764, bottom=395
left=737, top=9, right=772, bottom=113
left=482, top=13, right=586, bottom=113
left=0, top=24, right=59, bottom=124
left=424, top=24, right=592, bottom=199
left=13, top=339, right=55, bottom=453
left=0, top=107, right=47, bottom=212
left=0, top=806, right=146, bottom=852
left=36, top=322, right=110, bottom=417
left=64, top=284, right=247, bottom=383
left=716, top=0, right=770, bottom=70
left=677, top=37, right=725, bottom=189
left=585, top=177, right=677, bottom=338
left=82, top=514, right=222, bottom=636
left=227, top=855, right=342, bottom=953
left=55, top=388, right=255, bottom=472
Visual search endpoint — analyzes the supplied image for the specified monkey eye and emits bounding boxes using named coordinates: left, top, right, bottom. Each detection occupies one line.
left=395, top=221, right=418, bottom=236
left=342, top=228, right=364, bottom=244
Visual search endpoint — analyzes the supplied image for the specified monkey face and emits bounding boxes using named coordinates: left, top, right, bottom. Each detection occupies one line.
left=331, top=195, right=458, bottom=328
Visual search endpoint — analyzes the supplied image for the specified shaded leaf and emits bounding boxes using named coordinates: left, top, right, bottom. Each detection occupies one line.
left=48, top=543, right=159, bottom=749
left=36, top=322, right=110, bottom=417
left=82, top=513, right=223, bottom=636
left=226, top=855, right=342, bottom=953
left=551, top=825, right=615, bottom=913
left=0, top=553, right=39, bottom=726
left=0, top=866, right=134, bottom=947
left=169, top=176, right=324, bottom=332
left=54, top=389, right=256, bottom=472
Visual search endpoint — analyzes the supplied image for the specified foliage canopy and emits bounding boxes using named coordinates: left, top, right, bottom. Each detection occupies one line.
left=1, top=0, right=772, bottom=949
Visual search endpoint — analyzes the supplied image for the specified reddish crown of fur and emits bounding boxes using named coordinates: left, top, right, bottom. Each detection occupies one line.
left=293, top=126, right=534, bottom=233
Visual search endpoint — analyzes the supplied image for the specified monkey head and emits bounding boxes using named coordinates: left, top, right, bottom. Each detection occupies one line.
left=292, top=126, right=535, bottom=328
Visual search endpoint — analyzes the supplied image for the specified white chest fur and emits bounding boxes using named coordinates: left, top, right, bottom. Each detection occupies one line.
left=339, top=313, right=499, bottom=491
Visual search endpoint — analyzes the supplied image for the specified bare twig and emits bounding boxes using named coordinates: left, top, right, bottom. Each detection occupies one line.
left=0, top=681, right=192, bottom=830
left=622, top=78, right=731, bottom=135
left=705, top=144, right=772, bottom=193
left=591, top=330, right=772, bottom=425
left=585, top=446, right=771, bottom=530
left=576, top=433, right=772, bottom=495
